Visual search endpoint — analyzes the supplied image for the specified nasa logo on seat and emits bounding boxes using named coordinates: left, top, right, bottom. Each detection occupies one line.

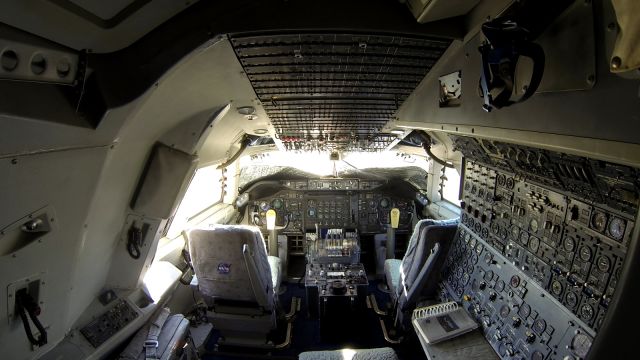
left=217, top=263, right=231, bottom=274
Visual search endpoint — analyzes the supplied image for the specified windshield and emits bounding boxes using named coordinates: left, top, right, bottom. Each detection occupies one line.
left=238, top=150, right=431, bottom=190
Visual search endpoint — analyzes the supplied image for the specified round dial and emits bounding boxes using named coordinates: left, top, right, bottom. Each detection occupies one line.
left=571, top=333, right=593, bottom=359
left=379, top=197, right=390, bottom=209
left=499, top=305, right=510, bottom=318
left=563, top=237, right=576, bottom=252
left=596, top=255, right=611, bottom=272
left=579, top=246, right=592, bottom=262
left=496, top=174, right=506, bottom=187
left=259, top=201, right=270, bottom=211
left=529, top=218, right=539, bottom=233
left=511, top=225, right=520, bottom=240
left=506, top=177, right=515, bottom=189
left=519, top=303, right=531, bottom=318
left=532, top=318, right=546, bottom=334
left=520, top=231, right=529, bottom=246
left=478, top=188, right=485, bottom=198
left=484, top=270, right=494, bottom=281
left=462, top=273, right=470, bottom=285
left=591, top=211, right=607, bottom=232
left=551, top=280, right=563, bottom=296
left=531, top=351, right=544, bottom=360
left=528, top=236, right=540, bottom=253
left=580, top=304, right=595, bottom=321
left=495, top=280, right=505, bottom=293
left=566, top=291, right=579, bottom=307
left=272, top=198, right=284, bottom=210
left=510, top=275, right=521, bottom=288
left=608, top=217, right=626, bottom=240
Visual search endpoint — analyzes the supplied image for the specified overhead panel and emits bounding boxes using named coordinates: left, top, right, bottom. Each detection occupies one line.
left=230, top=33, right=451, bottom=152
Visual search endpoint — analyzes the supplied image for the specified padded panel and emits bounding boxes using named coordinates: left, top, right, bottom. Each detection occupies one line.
left=186, top=225, right=275, bottom=309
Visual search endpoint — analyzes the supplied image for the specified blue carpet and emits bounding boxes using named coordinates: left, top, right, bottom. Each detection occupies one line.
left=202, top=280, right=426, bottom=360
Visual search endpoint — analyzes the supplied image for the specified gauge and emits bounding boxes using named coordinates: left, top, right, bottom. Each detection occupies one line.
left=272, top=198, right=284, bottom=210
left=579, top=246, right=592, bottom=262
left=379, top=197, right=390, bottom=209
left=596, top=255, right=611, bottom=272
left=491, top=222, right=500, bottom=235
left=531, top=351, right=544, bottom=360
left=520, top=231, right=529, bottom=246
left=506, top=177, right=515, bottom=189
left=481, top=227, right=489, bottom=239
left=471, top=185, right=477, bottom=195
left=532, top=318, right=546, bottom=334
left=529, top=218, right=539, bottom=233
left=471, top=253, right=479, bottom=265
left=499, top=305, right=510, bottom=318
left=510, top=225, right=520, bottom=240
left=571, top=333, right=593, bottom=359
left=462, top=273, right=470, bottom=285
left=478, top=188, right=485, bottom=198
left=551, top=280, right=563, bottom=296
left=528, top=236, right=540, bottom=253
left=474, top=221, right=482, bottom=233
left=496, top=174, right=506, bottom=187
left=519, top=303, right=531, bottom=318
left=484, top=270, right=494, bottom=281
left=607, top=217, right=626, bottom=240
left=259, top=201, right=270, bottom=211
left=580, top=304, right=595, bottom=321
left=590, top=211, right=607, bottom=232
left=484, top=253, right=493, bottom=264
left=510, top=275, right=521, bottom=288
left=563, top=236, right=576, bottom=252
left=566, top=291, right=579, bottom=307
left=495, top=280, right=505, bottom=293
left=369, top=200, right=377, bottom=209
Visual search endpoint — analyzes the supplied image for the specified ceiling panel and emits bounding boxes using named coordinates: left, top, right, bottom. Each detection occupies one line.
left=230, top=32, right=451, bottom=152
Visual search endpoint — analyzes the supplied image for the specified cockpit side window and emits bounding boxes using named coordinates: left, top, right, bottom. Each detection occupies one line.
left=166, top=164, right=223, bottom=238
left=441, top=166, right=461, bottom=205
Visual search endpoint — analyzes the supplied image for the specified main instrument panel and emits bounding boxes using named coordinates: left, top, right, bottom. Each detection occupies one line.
left=440, top=135, right=638, bottom=360
left=247, top=179, right=415, bottom=233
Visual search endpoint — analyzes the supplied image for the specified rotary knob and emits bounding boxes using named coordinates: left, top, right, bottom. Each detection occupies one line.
left=512, top=317, right=522, bottom=328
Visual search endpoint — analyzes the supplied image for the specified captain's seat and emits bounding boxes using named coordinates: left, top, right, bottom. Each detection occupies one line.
left=384, top=218, right=458, bottom=328
left=185, top=225, right=282, bottom=347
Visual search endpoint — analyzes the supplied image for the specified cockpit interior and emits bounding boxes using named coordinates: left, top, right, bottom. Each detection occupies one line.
left=1, top=1, right=639, bottom=359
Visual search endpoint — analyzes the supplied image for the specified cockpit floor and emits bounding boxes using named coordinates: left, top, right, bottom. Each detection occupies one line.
left=202, top=280, right=425, bottom=360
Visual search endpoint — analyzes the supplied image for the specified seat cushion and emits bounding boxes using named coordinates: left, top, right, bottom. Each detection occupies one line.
left=299, top=347, right=398, bottom=360
left=384, top=259, right=401, bottom=299
left=267, top=255, right=282, bottom=292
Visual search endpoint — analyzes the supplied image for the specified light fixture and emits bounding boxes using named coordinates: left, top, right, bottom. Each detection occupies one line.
left=254, top=128, right=268, bottom=135
left=237, top=106, right=256, bottom=115
left=390, top=129, right=405, bottom=135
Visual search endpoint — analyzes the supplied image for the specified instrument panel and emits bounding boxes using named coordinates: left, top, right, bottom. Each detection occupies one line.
left=248, top=179, right=415, bottom=233
left=444, top=135, right=638, bottom=360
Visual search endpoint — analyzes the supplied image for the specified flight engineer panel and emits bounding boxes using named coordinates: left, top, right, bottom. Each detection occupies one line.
left=439, top=135, right=638, bottom=360
left=247, top=179, right=415, bottom=234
